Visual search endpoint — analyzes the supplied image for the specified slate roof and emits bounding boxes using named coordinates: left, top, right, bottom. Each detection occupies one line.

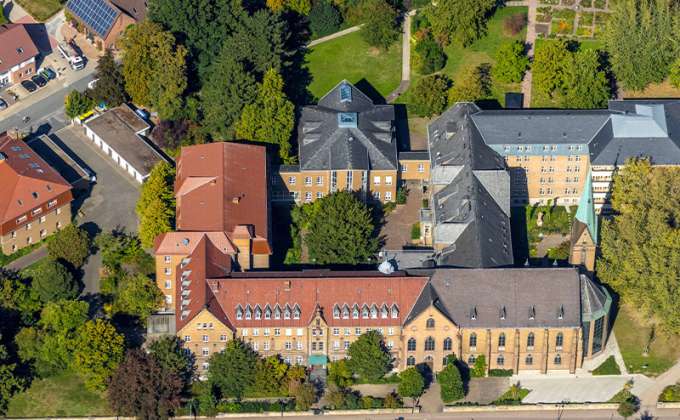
left=298, top=81, right=398, bottom=171
left=425, top=268, right=582, bottom=328
left=426, top=103, right=513, bottom=268
left=580, top=274, right=611, bottom=322
left=574, top=169, right=598, bottom=243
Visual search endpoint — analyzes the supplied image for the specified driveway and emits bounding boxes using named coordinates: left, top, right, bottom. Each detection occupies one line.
left=50, top=125, right=140, bottom=293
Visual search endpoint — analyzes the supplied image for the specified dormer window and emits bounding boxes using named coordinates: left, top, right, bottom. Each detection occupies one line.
left=342, top=304, right=350, bottom=319
left=381, top=304, right=388, bottom=319
left=499, top=306, right=506, bottom=320
left=284, top=305, right=291, bottom=319
left=236, top=305, right=243, bottom=320
left=470, top=306, right=477, bottom=320
left=274, top=305, right=281, bottom=319
left=245, top=305, right=252, bottom=320
left=352, top=304, right=359, bottom=319
left=391, top=304, right=399, bottom=318
left=293, top=304, right=301, bottom=320
left=264, top=305, right=271, bottom=320
left=361, top=304, right=369, bottom=319
left=557, top=305, right=564, bottom=320
left=529, top=305, right=536, bottom=320
left=254, top=305, right=262, bottom=320
left=370, top=304, right=378, bottom=319
left=333, top=305, right=340, bottom=319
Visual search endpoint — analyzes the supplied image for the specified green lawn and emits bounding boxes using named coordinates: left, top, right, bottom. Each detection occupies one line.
left=592, top=355, right=621, bottom=375
left=306, top=31, right=402, bottom=100
left=15, top=0, right=63, bottom=21
left=6, top=370, right=111, bottom=417
left=614, top=305, right=680, bottom=376
left=399, top=6, right=528, bottom=108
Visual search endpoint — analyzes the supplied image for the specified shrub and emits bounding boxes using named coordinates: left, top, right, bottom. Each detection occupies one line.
left=309, top=0, right=342, bottom=38
left=448, top=64, right=491, bottom=103
left=660, top=384, right=680, bottom=402
left=396, top=185, right=408, bottom=204
left=504, top=13, right=527, bottom=35
left=438, top=359, right=464, bottom=402
left=492, top=40, right=529, bottom=83
left=471, top=354, right=486, bottom=378
left=592, top=356, right=622, bottom=375
left=413, top=74, right=451, bottom=117
left=411, top=223, right=421, bottom=240
left=415, top=35, right=447, bottom=75
left=488, top=369, right=513, bottom=377
left=493, top=383, right=529, bottom=405
left=670, top=57, right=680, bottom=89
left=617, top=399, right=638, bottom=419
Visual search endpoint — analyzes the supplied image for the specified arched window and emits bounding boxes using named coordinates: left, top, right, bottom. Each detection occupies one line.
left=381, top=304, right=389, bottom=319
left=468, top=355, right=477, bottom=365
left=352, top=304, right=360, bottom=319
left=443, top=337, right=452, bottom=351
left=525, top=354, right=533, bottom=365
left=497, top=355, right=505, bottom=366
left=407, top=356, right=416, bottom=366
left=264, top=305, right=271, bottom=320
left=498, top=333, right=506, bottom=348
left=254, top=305, right=262, bottom=320
left=236, top=305, right=243, bottom=320
left=361, top=305, right=369, bottom=318
left=527, top=332, right=535, bottom=348
left=245, top=305, right=252, bottom=320
left=469, top=333, right=477, bottom=348
left=555, top=333, right=564, bottom=348
left=554, top=354, right=562, bottom=365
left=293, top=305, right=301, bottom=320
left=333, top=305, right=340, bottom=319
left=425, top=336, right=435, bottom=351
left=283, top=305, right=291, bottom=320
left=426, top=318, right=435, bottom=328
left=407, top=338, right=416, bottom=351
left=274, top=305, right=281, bottom=319
left=370, top=304, right=378, bottom=319
left=391, top=304, right=399, bottom=318
left=342, top=304, right=350, bottom=319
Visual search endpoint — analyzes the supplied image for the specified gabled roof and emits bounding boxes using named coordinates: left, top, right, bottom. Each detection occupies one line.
left=0, top=24, right=40, bottom=74
left=0, top=134, right=72, bottom=225
left=175, top=142, right=270, bottom=250
left=66, top=0, right=122, bottom=39
left=298, top=80, right=398, bottom=171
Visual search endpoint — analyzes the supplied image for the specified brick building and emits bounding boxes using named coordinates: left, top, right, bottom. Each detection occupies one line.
left=0, top=24, right=39, bottom=88
left=0, top=133, right=73, bottom=255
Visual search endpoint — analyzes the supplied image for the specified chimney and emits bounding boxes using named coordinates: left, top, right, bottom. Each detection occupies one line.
left=232, top=196, right=241, bottom=204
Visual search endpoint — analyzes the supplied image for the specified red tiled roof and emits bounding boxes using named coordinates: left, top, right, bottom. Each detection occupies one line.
left=175, top=143, right=269, bottom=243
left=0, top=24, right=39, bottom=74
left=205, top=275, right=430, bottom=328
left=0, top=134, right=72, bottom=225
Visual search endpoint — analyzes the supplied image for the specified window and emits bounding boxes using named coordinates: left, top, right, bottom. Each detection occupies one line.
left=305, top=192, right=312, bottom=202
left=498, top=333, right=506, bottom=349
left=296, top=341, right=303, bottom=350
left=285, top=341, right=292, bottom=350
left=304, top=176, right=312, bottom=185
left=407, top=356, right=416, bottom=366
left=529, top=306, right=536, bottom=320
left=288, top=176, right=296, bottom=185
left=355, top=327, right=361, bottom=336
left=220, top=335, right=227, bottom=341
left=344, top=340, right=350, bottom=349
left=236, top=306, right=243, bottom=320
left=284, top=305, right=291, bottom=319
left=373, top=191, right=380, bottom=200
left=391, top=304, right=399, bottom=318
left=293, top=305, right=301, bottom=319
left=468, top=355, right=477, bottom=365
left=285, top=329, right=292, bottom=336
left=264, top=328, right=270, bottom=336
left=344, top=328, right=350, bottom=335
left=352, top=305, right=359, bottom=319
left=385, top=191, right=392, bottom=201
left=333, top=305, right=340, bottom=319
left=242, top=329, right=248, bottom=336
left=381, top=305, right=388, bottom=319
left=331, top=171, right=337, bottom=190
left=469, top=333, right=477, bottom=348
left=370, top=305, right=378, bottom=319
left=401, top=164, right=407, bottom=173
left=361, top=305, right=369, bottom=318
left=346, top=171, right=353, bottom=189
left=263, top=342, right=270, bottom=351
left=202, top=348, right=209, bottom=356
left=426, top=318, right=435, bottom=328
left=274, top=306, right=281, bottom=319
left=202, top=362, right=209, bottom=371
left=385, top=176, right=393, bottom=185
left=245, top=306, right=252, bottom=320
left=407, top=338, right=416, bottom=351
left=252, top=342, right=259, bottom=351
left=164, top=280, right=172, bottom=289
left=424, top=337, right=435, bottom=351
left=184, top=335, right=191, bottom=342
left=316, top=176, right=323, bottom=185
left=164, top=255, right=172, bottom=263
left=497, top=355, right=505, bottom=366
left=164, top=267, right=171, bottom=275
left=443, top=337, right=452, bottom=351
left=297, top=328, right=304, bottom=336
left=556, top=333, right=564, bottom=349
left=527, top=333, right=535, bottom=349
left=296, top=355, right=304, bottom=365
left=274, top=328, right=281, bottom=336
left=554, top=354, right=562, bottom=365
left=417, top=163, right=424, bottom=173
left=387, top=340, right=394, bottom=349
left=342, top=305, right=350, bottom=319
left=373, top=176, right=381, bottom=185
left=333, top=328, right=339, bottom=336
left=202, top=335, right=209, bottom=342
left=316, top=192, right=323, bottom=199
left=265, top=306, right=271, bottom=319
left=253, top=328, right=259, bottom=336
left=47, top=199, right=57, bottom=209
left=254, top=306, right=262, bottom=320
left=525, top=354, right=533, bottom=365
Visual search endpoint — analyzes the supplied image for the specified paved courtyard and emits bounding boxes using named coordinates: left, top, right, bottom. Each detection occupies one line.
left=464, top=377, right=511, bottom=404
left=519, top=376, right=629, bottom=403
left=382, top=181, right=424, bottom=249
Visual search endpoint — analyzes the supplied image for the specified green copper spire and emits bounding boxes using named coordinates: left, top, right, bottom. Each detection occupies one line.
left=575, top=169, right=598, bottom=244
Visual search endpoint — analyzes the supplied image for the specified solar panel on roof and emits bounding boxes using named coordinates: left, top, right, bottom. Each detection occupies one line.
left=339, top=83, right=352, bottom=103
left=67, top=0, right=119, bottom=38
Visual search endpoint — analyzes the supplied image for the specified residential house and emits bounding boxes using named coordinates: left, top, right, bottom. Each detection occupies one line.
left=82, top=104, right=167, bottom=183
left=0, top=133, right=73, bottom=255
left=0, top=24, right=39, bottom=87
left=65, top=0, right=138, bottom=49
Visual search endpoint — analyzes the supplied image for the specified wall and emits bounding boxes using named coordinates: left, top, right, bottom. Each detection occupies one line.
left=0, top=203, right=72, bottom=254
left=399, top=159, right=430, bottom=181
left=155, top=254, right=188, bottom=311
left=401, top=305, right=458, bottom=372
left=177, top=309, right=233, bottom=374
left=277, top=169, right=398, bottom=204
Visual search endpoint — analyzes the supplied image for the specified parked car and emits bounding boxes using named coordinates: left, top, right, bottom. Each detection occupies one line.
left=21, top=79, right=37, bottom=92
left=41, top=67, right=56, bottom=80
left=0, top=99, right=7, bottom=110
left=31, top=75, right=47, bottom=87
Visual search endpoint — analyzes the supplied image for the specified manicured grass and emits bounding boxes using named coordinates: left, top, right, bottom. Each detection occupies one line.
left=592, top=356, right=622, bottom=375
left=15, top=0, right=62, bottom=21
left=399, top=6, right=527, bottom=109
left=614, top=305, right=680, bottom=376
left=493, top=386, right=529, bottom=405
left=306, top=31, right=402, bottom=100
left=6, top=370, right=111, bottom=417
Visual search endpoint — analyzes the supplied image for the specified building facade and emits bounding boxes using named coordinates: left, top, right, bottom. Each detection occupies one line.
left=0, top=134, right=73, bottom=254
left=0, top=24, right=39, bottom=88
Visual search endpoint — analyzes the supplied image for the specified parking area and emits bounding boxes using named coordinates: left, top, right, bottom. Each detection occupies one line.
left=50, top=125, right=140, bottom=293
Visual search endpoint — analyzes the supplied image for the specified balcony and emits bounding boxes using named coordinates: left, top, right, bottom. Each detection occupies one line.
left=180, top=258, right=191, bottom=268
left=181, top=299, right=191, bottom=307
left=181, top=289, right=190, bottom=297
left=181, top=270, right=192, bottom=279
left=182, top=280, right=191, bottom=288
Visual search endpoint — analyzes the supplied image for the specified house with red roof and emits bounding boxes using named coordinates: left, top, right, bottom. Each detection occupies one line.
left=0, top=24, right=40, bottom=88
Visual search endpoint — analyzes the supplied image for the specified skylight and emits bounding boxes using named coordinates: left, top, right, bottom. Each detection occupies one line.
left=339, top=83, right=352, bottom=103
left=338, top=112, right=358, bottom=128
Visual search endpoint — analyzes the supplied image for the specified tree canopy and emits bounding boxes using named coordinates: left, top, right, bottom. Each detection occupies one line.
left=47, top=224, right=91, bottom=269
left=359, top=0, right=400, bottom=50
left=303, top=191, right=379, bottom=265
left=64, top=90, right=94, bottom=119
left=492, top=40, right=529, bottom=84
left=27, top=259, right=79, bottom=303
left=148, top=336, right=195, bottom=387
left=91, top=49, right=127, bottom=107
left=448, top=64, right=491, bottom=103
left=398, top=367, right=425, bottom=402
left=427, top=0, right=495, bottom=47
left=413, top=74, right=451, bottom=117
left=438, top=358, right=464, bottom=402
left=136, top=161, right=176, bottom=248
left=112, top=273, right=163, bottom=321
left=347, top=330, right=392, bottom=382
left=208, top=339, right=258, bottom=399
left=72, top=319, right=125, bottom=391
left=598, top=159, right=680, bottom=333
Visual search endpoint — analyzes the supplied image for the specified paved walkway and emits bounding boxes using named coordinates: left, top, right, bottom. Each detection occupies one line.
left=638, top=360, right=680, bottom=408
left=520, top=375, right=630, bottom=403
left=386, top=10, right=415, bottom=103
left=307, top=25, right=362, bottom=47
left=579, top=332, right=628, bottom=375
left=4, top=246, right=48, bottom=271
left=419, top=382, right=443, bottom=413
left=520, top=0, right=538, bottom=108
left=464, top=377, right=510, bottom=404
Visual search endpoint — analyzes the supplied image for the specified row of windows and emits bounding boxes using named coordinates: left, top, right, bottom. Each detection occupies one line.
left=539, top=188, right=579, bottom=196
left=538, top=177, right=580, bottom=184
left=406, top=337, right=453, bottom=352
left=466, top=332, right=564, bottom=349
left=400, top=163, right=426, bottom=173
left=286, top=174, right=394, bottom=186
left=332, top=304, right=399, bottom=320
left=493, top=354, right=564, bottom=366
left=14, top=200, right=58, bottom=225
left=503, top=144, right=584, bottom=153
left=235, top=304, right=301, bottom=320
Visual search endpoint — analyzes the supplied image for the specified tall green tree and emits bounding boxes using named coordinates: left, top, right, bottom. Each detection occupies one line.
left=136, top=161, right=175, bottom=248
left=604, top=0, right=679, bottom=91
left=598, top=159, right=680, bottom=333
left=250, top=355, right=290, bottom=396
left=47, top=224, right=91, bottom=269
left=0, top=334, right=25, bottom=415
left=72, top=319, right=125, bottom=391
left=532, top=39, right=571, bottom=99
left=64, top=90, right=94, bottom=119
left=148, top=336, right=195, bottom=387
left=397, top=367, right=425, bottom=406
left=427, top=0, right=496, bottom=46
left=120, top=20, right=188, bottom=120
left=359, top=0, right=400, bottom=50
left=670, top=57, right=680, bottom=89
left=201, top=53, right=257, bottom=139
left=309, top=0, right=342, bottom=38
left=208, top=339, right=258, bottom=399
left=492, top=40, right=529, bottom=83
left=328, top=359, right=354, bottom=387
left=91, top=49, right=127, bottom=107
left=237, top=69, right=295, bottom=162
left=448, top=64, right=491, bottom=103
left=27, top=259, right=79, bottom=303
left=562, top=49, right=611, bottom=109
left=415, top=35, right=447, bottom=75
left=413, top=74, right=451, bottom=117
left=304, top=191, right=379, bottom=265
left=438, top=358, right=464, bottom=402
left=347, top=330, right=392, bottom=382
left=113, top=274, right=163, bottom=321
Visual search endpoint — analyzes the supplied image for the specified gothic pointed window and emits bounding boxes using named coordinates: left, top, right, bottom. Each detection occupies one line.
left=527, top=332, right=535, bottom=348
left=443, top=337, right=453, bottom=351
left=342, top=304, right=350, bottom=319
left=274, top=305, right=281, bottom=320
left=264, top=305, right=271, bottom=320
left=361, top=304, right=369, bottom=318
left=498, top=333, right=506, bottom=348
left=556, top=333, right=564, bottom=348
left=425, top=337, right=435, bottom=351
left=407, top=338, right=416, bottom=351
left=254, top=305, right=262, bottom=320
left=333, top=305, right=341, bottom=319
left=370, top=304, right=378, bottom=319
left=352, top=304, right=359, bottom=319
left=293, top=304, right=301, bottom=320
left=391, top=304, right=399, bottom=318
left=245, top=305, right=252, bottom=320
left=469, top=333, right=477, bottom=348
left=426, top=318, right=435, bottom=328
left=381, top=304, right=389, bottom=319
left=284, top=304, right=291, bottom=320
left=236, top=305, right=243, bottom=320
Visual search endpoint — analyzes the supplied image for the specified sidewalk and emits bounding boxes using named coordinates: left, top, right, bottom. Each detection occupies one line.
left=4, top=245, right=48, bottom=271
left=520, top=0, right=538, bottom=108
left=307, top=25, right=362, bottom=47
left=386, top=10, right=415, bottom=103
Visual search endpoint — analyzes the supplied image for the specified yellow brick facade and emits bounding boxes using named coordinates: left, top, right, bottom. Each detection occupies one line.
left=155, top=254, right=188, bottom=312
left=399, top=159, right=430, bottom=181
left=0, top=204, right=72, bottom=255
left=177, top=309, right=232, bottom=373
